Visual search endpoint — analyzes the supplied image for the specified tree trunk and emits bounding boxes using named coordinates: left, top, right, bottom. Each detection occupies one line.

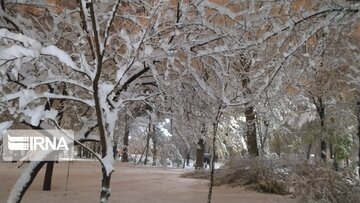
left=186, top=150, right=190, bottom=166
left=330, top=142, right=334, bottom=159
left=122, top=131, right=129, bottom=162
left=144, top=119, right=152, bottom=165
left=113, top=139, right=119, bottom=160
left=314, top=97, right=326, bottom=162
left=195, top=138, right=205, bottom=169
left=8, top=147, right=72, bottom=203
left=122, top=117, right=130, bottom=162
left=245, top=106, right=259, bottom=156
left=42, top=161, right=54, bottom=191
left=259, top=119, right=269, bottom=156
left=8, top=161, right=46, bottom=203
left=207, top=122, right=218, bottom=203
left=357, top=101, right=360, bottom=176
left=306, top=143, right=312, bottom=160
left=100, top=168, right=112, bottom=202
left=239, top=55, right=259, bottom=157
left=207, top=105, right=223, bottom=203
left=152, top=126, right=157, bottom=166
left=182, top=147, right=191, bottom=169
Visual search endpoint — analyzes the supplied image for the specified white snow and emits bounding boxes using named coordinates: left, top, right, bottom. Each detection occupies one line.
left=0, top=28, right=41, bottom=49
left=0, top=45, right=40, bottom=60
left=42, top=92, right=95, bottom=107
left=7, top=150, right=53, bottom=203
left=101, top=138, right=115, bottom=177
left=44, top=109, right=58, bottom=120
left=116, top=66, right=126, bottom=82
left=7, top=163, right=34, bottom=203
left=0, top=121, right=13, bottom=139
left=41, top=45, right=80, bottom=72
left=19, top=89, right=38, bottom=109
left=28, top=78, right=93, bottom=92
left=190, top=68, right=217, bottom=101
left=144, top=45, right=153, bottom=57
left=23, top=105, right=44, bottom=126
left=119, top=29, right=132, bottom=49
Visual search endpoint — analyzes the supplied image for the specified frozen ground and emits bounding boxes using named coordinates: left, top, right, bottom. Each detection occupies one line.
left=0, top=161, right=295, bottom=203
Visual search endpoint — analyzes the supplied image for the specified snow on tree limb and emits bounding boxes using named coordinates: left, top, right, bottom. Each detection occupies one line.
left=1, top=90, right=95, bottom=108
left=27, top=77, right=93, bottom=93
left=0, top=45, right=39, bottom=60
left=0, top=28, right=40, bottom=48
left=41, top=45, right=91, bottom=78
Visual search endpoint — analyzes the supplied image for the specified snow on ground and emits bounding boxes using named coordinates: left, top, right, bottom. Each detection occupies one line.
left=0, top=161, right=294, bottom=203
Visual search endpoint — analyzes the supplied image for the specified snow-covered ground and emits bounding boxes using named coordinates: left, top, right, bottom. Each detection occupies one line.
left=0, top=161, right=294, bottom=203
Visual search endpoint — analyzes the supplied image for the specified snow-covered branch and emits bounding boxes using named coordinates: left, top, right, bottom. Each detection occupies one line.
left=1, top=90, right=95, bottom=108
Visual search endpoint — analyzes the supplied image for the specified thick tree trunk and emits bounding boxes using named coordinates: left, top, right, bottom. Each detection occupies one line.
left=245, top=106, right=259, bottom=156
left=100, top=168, right=112, bottom=203
left=240, top=56, right=259, bottom=157
left=1, top=0, right=5, bottom=10
left=195, top=138, right=205, bottom=169
left=122, top=118, right=130, bottom=162
left=42, top=161, right=54, bottom=191
left=122, top=132, right=129, bottom=162
left=314, top=97, right=327, bottom=161
left=112, top=139, right=119, bottom=160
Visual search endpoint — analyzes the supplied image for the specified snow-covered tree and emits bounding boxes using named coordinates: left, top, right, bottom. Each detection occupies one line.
left=0, top=0, right=175, bottom=202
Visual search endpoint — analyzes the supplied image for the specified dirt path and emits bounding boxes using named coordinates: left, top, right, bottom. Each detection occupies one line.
left=0, top=161, right=295, bottom=203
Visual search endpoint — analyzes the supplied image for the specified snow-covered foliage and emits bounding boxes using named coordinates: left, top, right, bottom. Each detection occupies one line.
left=1, top=0, right=360, bottom=202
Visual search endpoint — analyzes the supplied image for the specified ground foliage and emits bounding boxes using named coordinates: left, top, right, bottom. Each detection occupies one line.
left=181, top=158, right=360, bottom=203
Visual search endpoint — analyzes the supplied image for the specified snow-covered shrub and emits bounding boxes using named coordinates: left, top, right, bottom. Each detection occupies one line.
left=182, top=157, right=360, bottom=203
left=215, top=158, right=289, bottom=195
left=290, top=163, right=360, bottom=203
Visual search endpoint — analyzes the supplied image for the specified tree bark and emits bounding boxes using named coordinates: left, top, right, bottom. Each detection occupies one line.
left=100, top=168, right=112, bottom=202
left=122, top=131, right=129, bottom=162
left=144, top=118, right=152, bottom=165
left=152, top=125, right=157, bottom=166
left=122, top=116, right=130, bottom=162
left=207, top=123, right=217, bottom=203
left=186, top=151, right=190, bottom=166
left=42, top=161, right=54, bottom=191
left=87, top=1, right=113, bottom=201
left=259, top=119, right=269, bottom=156
left=330, top=142, right=334, bottom=159
left=306, top=143, right=312, bottom=160
left=195, top=138, right=205, bottom=169
left=207, top=104, right=223, bottom=203
left=357, top=101, right=360, bottom=176
left=313, top=96, right=326, bottom=161
left=112, top=138, right=119, bottom=160
left=245, top=106, right=259, bottom=156
left=1, top=0, right=5, bottom=10
left=240, top=56, right=259, bottom=157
